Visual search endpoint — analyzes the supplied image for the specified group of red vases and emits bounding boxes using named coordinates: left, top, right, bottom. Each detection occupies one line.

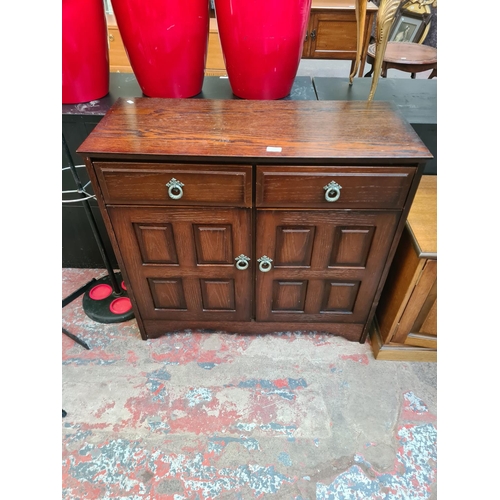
left=62, top=0, right=312, bottom=104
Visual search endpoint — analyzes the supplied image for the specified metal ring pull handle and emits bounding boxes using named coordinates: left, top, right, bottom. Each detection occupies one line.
left=258, top=255, right=273, bottom=273
left=323, top=180, right=342, bottom=202
left=166, top=178, right=184, bottom=200
left=235, top=254, right=250, bottom=271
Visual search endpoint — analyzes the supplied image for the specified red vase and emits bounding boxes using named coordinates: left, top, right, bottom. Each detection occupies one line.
left=111, top=0, right=209, bottom=98
left=62, top=0, right=109, bottom=104
left=214, top=0, right=312, bottom=100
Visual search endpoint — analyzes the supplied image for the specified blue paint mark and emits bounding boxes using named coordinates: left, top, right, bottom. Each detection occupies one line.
left=148, top=421, right=170, bottom=433
left=208, top=441, right=224, bottom=454
left=62, top=359, right=117, bottom=366
left=314, top=439, right=319, bottom=447
left=278, top=452, right=293, bottom=467
left=145, top=379, right=168, bottom=402
left=316, top=423, right=437, bottom=499
left=288, top=378, right=307, bottom=389
left=186, top=388, right=213, bottom=407
left=260, top=423, right=297, bottom=439
left=149, top=368, right=171, bottom=380
left=262, top=389, right=295, bottom=400
left=198, top=362, right=217, bottom=370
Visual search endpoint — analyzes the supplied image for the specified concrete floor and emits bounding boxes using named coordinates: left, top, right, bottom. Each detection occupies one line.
left=62, top=267, right=437, bottom=499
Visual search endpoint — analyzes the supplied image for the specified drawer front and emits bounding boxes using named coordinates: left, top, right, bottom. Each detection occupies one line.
left=256, top=166, right=416, bottom=209
left=95, top=163, right=252, bottom=207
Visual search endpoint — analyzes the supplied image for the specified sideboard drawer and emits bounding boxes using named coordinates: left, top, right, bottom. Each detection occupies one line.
left=94, top=163, right=253, bottom=207
left=256, top=166, right=416, bottom=209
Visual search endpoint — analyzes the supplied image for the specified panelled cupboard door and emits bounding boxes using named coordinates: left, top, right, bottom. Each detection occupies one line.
left=255, top=210, right=400, bottom=323
left=108, top=207, right=252, bottom=321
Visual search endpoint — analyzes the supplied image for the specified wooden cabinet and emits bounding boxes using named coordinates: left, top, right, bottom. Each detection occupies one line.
left=106, top=14, right=133, bottom=73
left=78, top=99, right=431, bottom=342
left=371, top=175, right=437, bottom=361
left=206, top=18, right=227, bottom=76
left=303, top=0, right=378, bottom=76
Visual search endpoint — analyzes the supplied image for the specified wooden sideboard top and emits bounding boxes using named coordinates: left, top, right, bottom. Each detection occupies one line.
left=78, top=98, right=432, bottom=162
left=406, top=175, right=437, bottom=258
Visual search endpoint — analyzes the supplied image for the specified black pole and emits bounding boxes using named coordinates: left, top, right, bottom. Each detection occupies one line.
left=62, top=133, right=122, bottom=295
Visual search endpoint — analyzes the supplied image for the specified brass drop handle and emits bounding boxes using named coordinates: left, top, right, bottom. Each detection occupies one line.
left=235, top=254, right=250, bottom=271
left=258, top=255, right=273, bottom=273
left=166, top=178, right=184, bottom=200
left=310, top=29, right=316, bottom=41
left=108, top=34, right=115, bottom=42
left=324, top=180, right=342, bottom=202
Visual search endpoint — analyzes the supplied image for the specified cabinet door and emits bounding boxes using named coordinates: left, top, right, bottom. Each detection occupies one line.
left=255, top=210, right=399, bottom=322
left=308, top=12, right=358, bottom=59
left=108, top=207, right=252, bottom=321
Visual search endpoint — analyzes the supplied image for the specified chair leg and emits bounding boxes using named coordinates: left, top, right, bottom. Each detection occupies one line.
left=428, top=68, right=437, bottom=79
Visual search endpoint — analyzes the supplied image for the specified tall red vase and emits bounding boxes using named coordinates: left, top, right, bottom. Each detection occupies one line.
left=110, top=0, right=209, bottom=98
left=62, top=0, right=109, bottom=104
left=214, top=0, right=312, bottom=100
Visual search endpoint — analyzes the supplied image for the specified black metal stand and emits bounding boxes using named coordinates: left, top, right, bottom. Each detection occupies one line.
left=62, top=134, right=134, bottom=323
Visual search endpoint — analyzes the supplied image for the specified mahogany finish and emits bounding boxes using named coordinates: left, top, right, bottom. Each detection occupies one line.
left=78, top=98, right=431, bottom=342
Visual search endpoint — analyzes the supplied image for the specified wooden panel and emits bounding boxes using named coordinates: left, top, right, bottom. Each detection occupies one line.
left=200, top=279, right=235, bottom=311
left=321, top=280, right=360, bottom=313
left=272, top=281, right=308, bottom=312
left=148, top=278, right=187, bottom=310
left=274, top=227, right=315, bottom=267
left=206, top=18, right=226, bottom=75
left=312, top=13, right=357, bottom=58
left=370, top=321, right=436, bottom=362
left=134, top=223, right=178, bottom=264
left=330, top=226, right=374, bottom=268
left=375, top=229, right=423, bottom=343
left=193, top=225, right=233, bottom=264
left=393, top=259, right=437, bottom=344
left=78, top=100, right=433, bottom=162
left=95, top=163, right=252, bottom=207
left=420, top=292, right=437, bottom=336
left=406, top=175, right=437, bottom=258
left=107, top=25, right=133, bottom=73
left=256, top=210, right=399, bottom=322
left=257, top=166, right=416, bottom=209
left=107, top=207, right=252, bottom=322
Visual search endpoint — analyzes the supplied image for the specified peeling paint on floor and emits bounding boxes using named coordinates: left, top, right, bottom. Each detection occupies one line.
left=62, top=268, right=437, bottom=499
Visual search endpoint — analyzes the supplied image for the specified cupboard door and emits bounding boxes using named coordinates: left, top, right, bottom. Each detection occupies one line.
left=255, top=210, right=399, bottom=322
left=108, top=207, right=252, bottom=321
left=308, top=12, right=358, bottom=60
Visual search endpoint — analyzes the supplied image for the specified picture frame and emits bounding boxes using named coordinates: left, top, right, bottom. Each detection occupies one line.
left=389, top=11, right=429, bottom=44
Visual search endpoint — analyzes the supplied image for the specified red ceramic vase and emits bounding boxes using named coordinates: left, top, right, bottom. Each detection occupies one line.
left=62, top=0, right=109, bottom=104
left=214, top=0, right=312, bottom=99
left=110, top=0, right=209, bottom=98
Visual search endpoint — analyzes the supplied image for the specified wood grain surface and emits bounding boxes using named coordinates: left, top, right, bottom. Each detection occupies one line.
left=78, top=99, right=432, bottom=162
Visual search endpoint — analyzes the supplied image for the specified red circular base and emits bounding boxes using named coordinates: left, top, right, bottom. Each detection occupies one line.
left=110, top=297, right=133, bottom=314
left=89, top=284, right=113, bottom=300
left=121, top=280, right=127, bottom=290
left=82, top=273, right=134, bottom=323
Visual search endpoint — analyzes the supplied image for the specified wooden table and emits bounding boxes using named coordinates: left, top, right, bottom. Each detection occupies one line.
left=371, top=175, right=437, bottom=361
left=365, top=42, right=437, bottom=79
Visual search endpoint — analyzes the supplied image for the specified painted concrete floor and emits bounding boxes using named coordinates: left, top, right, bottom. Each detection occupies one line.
left=62, top=268, right=437, bottom=499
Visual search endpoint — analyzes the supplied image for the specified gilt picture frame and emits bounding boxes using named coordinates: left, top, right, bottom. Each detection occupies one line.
left=389, top=12, right=428, bottom=44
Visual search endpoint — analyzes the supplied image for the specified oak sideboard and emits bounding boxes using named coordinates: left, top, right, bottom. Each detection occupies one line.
left=77, top=98, right=432, bottom=342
